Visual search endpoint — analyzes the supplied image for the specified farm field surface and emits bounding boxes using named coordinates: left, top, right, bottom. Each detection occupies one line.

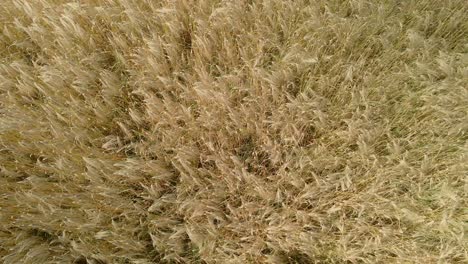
left=0, top=0, right=467, bottom=263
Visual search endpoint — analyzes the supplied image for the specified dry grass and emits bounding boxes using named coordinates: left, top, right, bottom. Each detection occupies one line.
left=1, top=0, right=467, bottom=263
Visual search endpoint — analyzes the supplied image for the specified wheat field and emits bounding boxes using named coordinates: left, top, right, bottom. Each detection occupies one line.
left=1, top=0, right=467, bottom=263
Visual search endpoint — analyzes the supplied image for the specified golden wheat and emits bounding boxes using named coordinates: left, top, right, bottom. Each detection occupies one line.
left=1, top=0, right=467, bottom=263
